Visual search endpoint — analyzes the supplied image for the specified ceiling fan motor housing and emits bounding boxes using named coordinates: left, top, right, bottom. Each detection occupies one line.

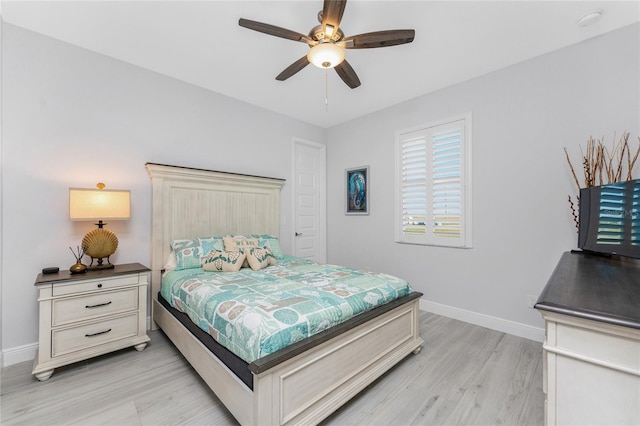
left=309, top=24, right=344, bottom=43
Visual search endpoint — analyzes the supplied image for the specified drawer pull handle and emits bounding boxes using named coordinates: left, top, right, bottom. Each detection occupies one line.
left=85, top=328, right=112, bottom=338
left=85, top=301, right=112, bottom=309
left=97, top=283, right=103, bottom=288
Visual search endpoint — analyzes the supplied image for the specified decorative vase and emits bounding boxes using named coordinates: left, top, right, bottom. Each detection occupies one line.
left=70, top=260, right=87, bottom=274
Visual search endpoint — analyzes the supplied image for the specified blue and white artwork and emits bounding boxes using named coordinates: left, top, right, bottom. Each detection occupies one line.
left=346, top=166, right=369, bottom=215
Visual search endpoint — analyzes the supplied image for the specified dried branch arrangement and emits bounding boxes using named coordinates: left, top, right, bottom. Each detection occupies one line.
left=564, top=131, right=640, bottom=231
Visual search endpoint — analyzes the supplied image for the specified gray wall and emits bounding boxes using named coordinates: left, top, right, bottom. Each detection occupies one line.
left=326, top=23, right=640, bottom=330
left=1, top=24, right=325, bottom=352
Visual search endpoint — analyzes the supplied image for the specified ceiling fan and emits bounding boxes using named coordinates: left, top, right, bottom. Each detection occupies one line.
left=239, top=0, right=415, bottom=89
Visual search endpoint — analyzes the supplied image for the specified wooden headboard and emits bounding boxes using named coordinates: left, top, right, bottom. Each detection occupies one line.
left=145, top=163, right=285, bottom=321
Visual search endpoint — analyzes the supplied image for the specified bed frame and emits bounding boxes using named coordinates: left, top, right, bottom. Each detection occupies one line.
left=146, top=163, right=424, bottom=425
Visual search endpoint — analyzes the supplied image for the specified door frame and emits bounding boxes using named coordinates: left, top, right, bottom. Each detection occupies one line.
left=292, top=137, right=327, bottom=263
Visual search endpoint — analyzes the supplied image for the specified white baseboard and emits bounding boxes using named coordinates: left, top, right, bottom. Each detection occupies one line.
left=2, top=342, right=38, bottom=368
left=420, top=299, right=545, bottom=343
left=3, top=308, right=543, bottom=368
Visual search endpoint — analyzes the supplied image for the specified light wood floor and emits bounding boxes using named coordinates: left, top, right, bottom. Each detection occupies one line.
left=0, top=312, right=544, bottom=425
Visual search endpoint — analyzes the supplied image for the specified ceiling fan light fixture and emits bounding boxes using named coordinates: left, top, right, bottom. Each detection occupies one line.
left=307, top=42, right=345, bottom=69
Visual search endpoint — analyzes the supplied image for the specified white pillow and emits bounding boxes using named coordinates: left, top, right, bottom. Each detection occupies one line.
left=163, top=251, right=177, bottom=277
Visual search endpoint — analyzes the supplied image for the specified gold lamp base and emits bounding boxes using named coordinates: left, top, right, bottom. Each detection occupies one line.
left=81, top=221, right=118, bottom=270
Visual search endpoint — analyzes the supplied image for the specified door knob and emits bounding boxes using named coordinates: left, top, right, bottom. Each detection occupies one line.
left=295, top=232, right=303, bottom=236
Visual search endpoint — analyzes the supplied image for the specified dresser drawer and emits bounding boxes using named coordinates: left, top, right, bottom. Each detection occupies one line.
left=52, top=274, right=139, bottom=296
left=51, top=313, right=139, bottom=357
left=554, top=320, right=640, bottom=372
left=52, top=288, right=138, bottom=326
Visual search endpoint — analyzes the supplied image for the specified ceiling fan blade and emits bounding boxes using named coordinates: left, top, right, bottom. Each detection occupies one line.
left=239, top=18, right=313, bottom=45
left=322, top=0, right=347, bottom=36
left=343, top=29, right=415, bottom=49
left=276, top=56, right=311, bottom=81
left=334, top=60, right=361, bottom=89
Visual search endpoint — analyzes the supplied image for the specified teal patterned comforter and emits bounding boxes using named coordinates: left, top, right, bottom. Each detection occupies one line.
left=161, top=256, right=412, bottom=363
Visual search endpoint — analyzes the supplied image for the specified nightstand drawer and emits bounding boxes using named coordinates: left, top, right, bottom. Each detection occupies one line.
left=52, top=274, right=139, bottom=296
left=52, top=288, right=138, bottom=326
left=52, top=313, right=139, bottom=357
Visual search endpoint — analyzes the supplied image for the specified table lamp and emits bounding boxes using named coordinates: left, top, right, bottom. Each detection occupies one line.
left=69, top=183, right=130, bottom=270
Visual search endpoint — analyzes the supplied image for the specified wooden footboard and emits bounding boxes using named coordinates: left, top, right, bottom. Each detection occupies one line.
left=253, top=296, right=423, bottom=425
left=154, top=296, right=423, bottom=426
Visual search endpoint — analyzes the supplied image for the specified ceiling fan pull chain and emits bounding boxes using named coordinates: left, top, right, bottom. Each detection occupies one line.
left=325, top=68, right=329, bottom=112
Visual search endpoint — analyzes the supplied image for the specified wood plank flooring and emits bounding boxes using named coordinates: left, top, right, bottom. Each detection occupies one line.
left=0, top=312, right=544, bottom=425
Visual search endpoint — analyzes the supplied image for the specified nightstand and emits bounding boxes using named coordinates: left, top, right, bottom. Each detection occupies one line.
left=32, top=263, right=151, bottom=381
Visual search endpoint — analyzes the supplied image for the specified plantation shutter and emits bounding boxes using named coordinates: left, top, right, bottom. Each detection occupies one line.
left=401, top=138, right=427, bottom=237
left=396, top=116, right=471, bottom=248
left=432, top=127, right=463, bottom=239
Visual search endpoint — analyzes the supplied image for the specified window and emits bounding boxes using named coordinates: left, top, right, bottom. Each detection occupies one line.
left=395, top=114, right=472, bottom=248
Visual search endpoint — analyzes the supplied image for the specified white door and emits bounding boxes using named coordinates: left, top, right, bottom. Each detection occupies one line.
left=293, top=138, right=326, bottom=262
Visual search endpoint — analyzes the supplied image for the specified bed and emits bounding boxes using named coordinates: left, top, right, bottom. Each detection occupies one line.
left=146, top=162, right=424, bottom=426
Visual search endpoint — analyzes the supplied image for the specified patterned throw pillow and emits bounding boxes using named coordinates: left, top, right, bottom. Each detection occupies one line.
left=246, top=246, right=277, bottom=271
left=170, top=237, right=224, bottom=270
left=223, top=236, right=259, bottom=252
left=248, top=234, right=284, bottom=259
left=223, top=236, right=259, bottom=267
left=202, top=250, right=246, bottom=272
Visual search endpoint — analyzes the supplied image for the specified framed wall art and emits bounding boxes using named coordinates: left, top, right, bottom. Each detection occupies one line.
left=345, top=166, right=369, bottom=215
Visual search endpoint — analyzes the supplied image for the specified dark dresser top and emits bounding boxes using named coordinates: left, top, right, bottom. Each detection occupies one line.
left=35, top=263, right=149, bottom=285
left=535, top=251, right=640, bottom=329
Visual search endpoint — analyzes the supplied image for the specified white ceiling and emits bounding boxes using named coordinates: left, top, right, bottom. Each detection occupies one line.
left=2, top=1, right=639, bottom=128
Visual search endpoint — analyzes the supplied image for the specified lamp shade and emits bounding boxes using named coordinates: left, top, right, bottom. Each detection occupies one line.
left=69, top=188, right=131, bottom=221
left=307, top=42, right=345, bottom=69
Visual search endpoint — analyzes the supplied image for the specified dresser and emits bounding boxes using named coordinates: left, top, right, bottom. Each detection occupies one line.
left=32, top=263, right=151, bottom=381
left=535, top=252, right=640, bottom=425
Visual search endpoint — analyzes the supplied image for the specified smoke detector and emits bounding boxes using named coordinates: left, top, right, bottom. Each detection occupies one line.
left=577, top=10, right=603, bottom=27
